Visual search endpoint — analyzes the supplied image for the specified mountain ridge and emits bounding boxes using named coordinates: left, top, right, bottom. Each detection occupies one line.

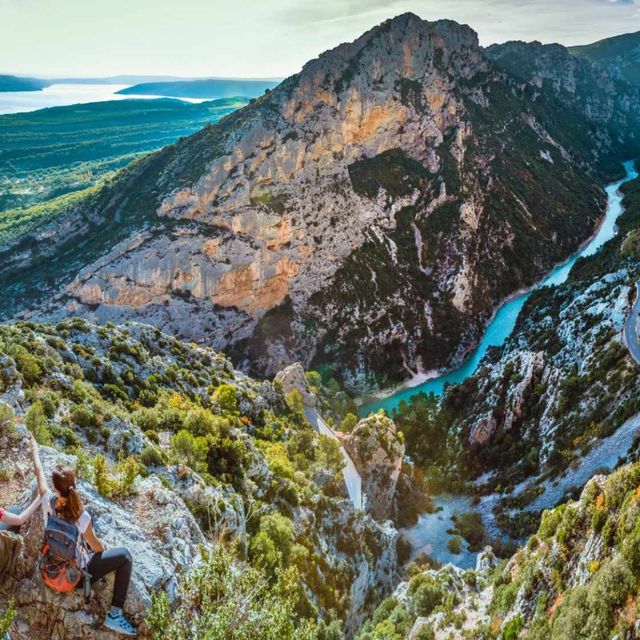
left=2, top=13, right=639, bottom=392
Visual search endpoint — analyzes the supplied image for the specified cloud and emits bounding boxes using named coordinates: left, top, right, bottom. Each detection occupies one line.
left=1, top=0, right=639, bottom=78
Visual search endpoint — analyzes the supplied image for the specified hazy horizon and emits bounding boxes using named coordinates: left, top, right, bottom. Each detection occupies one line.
left=1, top=0, right=639, bottom=79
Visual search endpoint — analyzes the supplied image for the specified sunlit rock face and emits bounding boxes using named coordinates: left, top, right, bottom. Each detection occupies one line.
left=341, top=413, right=405, bottom=521
left=12, top=12, right=639, bottom=390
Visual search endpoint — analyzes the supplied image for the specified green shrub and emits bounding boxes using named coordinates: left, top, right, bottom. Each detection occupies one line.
left=214, top=384, right=239, bottom=415
left=72, top=447, right=92, bottom=481
left=8, top=345, right=43, bottom=386
left=25, top=402, right=52, bottom=445
left=413, top=627, right=435, bottom=640
left=452, top=512, right=485, bottom=550
left=447, top=536, right=462, bottom=554
left=340, top=413, right=359, bottom=433
left=93, top=454, right=115, bottom=498
left=133, top=407, right=161, bottom=432
left=0, top=598, right=16, bottom=636
left=503, top=615, right=523, bottom=640
left=184, top=407, right=216, bottom=437
left=171, top=429, right=208, bottom=470
left=137, top=389, right=158, bottom=408
left=71, top=404, right=100, bottom=429
left=116, top=457, right=140, bottom=495
left=104, top=383, right=129, bottom=403
left=408, top=574, right=444, bottom=617
left=0, top=402, right=17, bottom=438
left=146, top=545, right=317, bottom=640
left=491, top=579, right=520, bottom=617
left=250, top=513, right=295, bottom=577
left=551, top=556, right=634, bottom=639
left=140, top=445, right=167, bottom=467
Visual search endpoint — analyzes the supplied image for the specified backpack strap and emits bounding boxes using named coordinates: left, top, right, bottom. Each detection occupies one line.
left=49, top=495, right=57, bottom=517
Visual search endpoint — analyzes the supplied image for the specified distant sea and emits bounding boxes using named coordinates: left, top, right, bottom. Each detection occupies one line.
left=0, top=83, right=207, bottom=115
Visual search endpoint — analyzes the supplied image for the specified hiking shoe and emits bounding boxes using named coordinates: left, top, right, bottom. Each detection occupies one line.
left=104, top=611, right=137, bottom=637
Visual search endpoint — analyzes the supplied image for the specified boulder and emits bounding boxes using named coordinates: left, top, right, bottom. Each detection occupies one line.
left=274, top=363, right=318, bottom=407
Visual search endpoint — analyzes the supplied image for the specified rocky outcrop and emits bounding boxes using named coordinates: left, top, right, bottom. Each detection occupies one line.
left=274, top=362, right=318, bottom=407
left=449, top=255, right=640, bottom=488
left=0, top=320, right=402, bottom=639
left=340, top=413, right=405, bottom=521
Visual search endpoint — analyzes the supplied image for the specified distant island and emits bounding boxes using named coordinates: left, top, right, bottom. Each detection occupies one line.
left=117, top=78, right=279, bottom=99
left=0, top=74, right=50, bottom=92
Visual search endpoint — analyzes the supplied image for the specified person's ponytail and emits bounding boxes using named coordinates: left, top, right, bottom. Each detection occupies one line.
left=65, top=485, right=83, bottom=522
left=51, top=466, right=84, bottom=522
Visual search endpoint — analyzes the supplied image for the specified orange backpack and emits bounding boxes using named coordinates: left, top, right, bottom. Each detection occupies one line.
left=39, top=496, right=91, bottom=600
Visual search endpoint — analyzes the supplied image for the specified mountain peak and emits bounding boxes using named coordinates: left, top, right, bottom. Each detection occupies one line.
left=290, top=12, right=481, bottom=101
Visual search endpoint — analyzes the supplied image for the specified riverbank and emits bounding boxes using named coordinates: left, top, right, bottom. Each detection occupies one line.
left=400, top=160, right=639, bottom=567
left=360, top=160, right=638, bottom=417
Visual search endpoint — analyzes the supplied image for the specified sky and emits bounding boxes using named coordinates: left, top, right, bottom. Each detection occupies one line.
left=1, top=0, right=639, bottom=79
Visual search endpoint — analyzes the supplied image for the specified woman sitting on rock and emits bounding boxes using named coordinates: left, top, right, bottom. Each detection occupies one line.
left=30, top=435, right=138, bottom=637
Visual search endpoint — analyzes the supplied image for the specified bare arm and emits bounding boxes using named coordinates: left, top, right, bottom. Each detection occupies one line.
left=83, top=522, right=105, bottom=553
left=29, top=434, right=48, bottom=497
left=0, top=494, right=41, bottom=526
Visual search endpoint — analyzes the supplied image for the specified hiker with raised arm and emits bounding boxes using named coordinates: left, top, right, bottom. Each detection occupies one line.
left=31, top=435, right=138, bottom=637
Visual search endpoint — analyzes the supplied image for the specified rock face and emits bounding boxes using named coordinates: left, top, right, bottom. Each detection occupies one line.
left=0, top=320, right=401, bottom=639
left=359, top=460, right=640, bottom=639
left=447, top=249, right=640, bottom=489
left=569, top=30, right=640, bottom=88
left=2, top=444, right=207, bottom=640
left=274, top=362, right=318, bottom=407
left=340, top=413, right=405, bottom=520
left=487, top=39, right=640, bottom=147
left=3, top=13, right=637, bottom=391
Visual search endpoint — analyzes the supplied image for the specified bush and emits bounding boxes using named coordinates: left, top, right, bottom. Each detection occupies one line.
left=452, top=512, right=485, bottom=550
left=72, top=447, right=92, bottom=481
left=0, top=402, right=17, bottom=438
left=8, top=345, right=43, bottom=386
left=250, top=513, right=295, bottom=577
left=214, top=384, right=238, bottom=415
left=133, top=407, right=161, bottom=432
left=171, top=430, right=208, bottom=470
left=503, top=615, right=523, bottom=640
left=447, top=536, right=462, bottom=554
left=413, top=627, right=435, bottom=640
left=0, top=598, right=16, bottom=636
left=93, top=454, right=140, bottom=498
left=137, top=389, right=158, bottom=408
left=25, top=402, right=52, bottom=445
left=146, top=545, right=316, bottom=640
left=409, top=575, right=444, bottom=617
left=71, top=404, right=100, bottom=429
left=140, top=445, right=167, bottom=468
left=184, top=407, right=216, bottom=437
left=204, top=423, right=248, bottom=485
left=340, top=413, right=359, bottom=433
left=93, top=454, right=115, bottom=498
left=117, top=457, right=141, bottom=496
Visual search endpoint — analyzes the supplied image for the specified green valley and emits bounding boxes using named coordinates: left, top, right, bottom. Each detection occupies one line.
left=0, top=96, right=248, bottom=211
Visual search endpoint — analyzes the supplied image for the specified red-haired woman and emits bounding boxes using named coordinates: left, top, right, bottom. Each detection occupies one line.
left=31, top=435, right=137, bottom=637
